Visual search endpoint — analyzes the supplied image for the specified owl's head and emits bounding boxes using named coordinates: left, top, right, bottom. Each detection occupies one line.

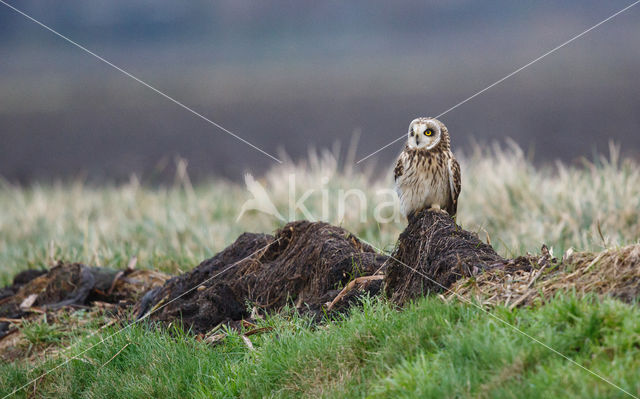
left=406, top=117, right=447, bottom=150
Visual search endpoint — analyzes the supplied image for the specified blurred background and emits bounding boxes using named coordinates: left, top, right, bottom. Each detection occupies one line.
left=1, top=0, right=639, bottom=183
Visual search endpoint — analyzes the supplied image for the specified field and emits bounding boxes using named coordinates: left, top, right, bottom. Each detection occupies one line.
left=1, top=143, right=639, bottom=398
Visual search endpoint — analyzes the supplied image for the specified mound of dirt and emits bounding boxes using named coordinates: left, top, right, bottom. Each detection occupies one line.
left=4, top=211, right=638, bottom=353
left=138, top=221, right=389, bottom=333
left=448, top=244, right=640, bottom=307
left=385, top=209, right=507, bottom=305
left=0, top=262, right=170, bottom=339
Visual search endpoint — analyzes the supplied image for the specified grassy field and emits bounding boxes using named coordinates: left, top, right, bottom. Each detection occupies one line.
left=1, top=143, right=639, bottom=398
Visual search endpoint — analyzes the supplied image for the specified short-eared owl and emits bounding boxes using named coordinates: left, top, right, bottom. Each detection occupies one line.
left=394, top=117, right=461, bottom=218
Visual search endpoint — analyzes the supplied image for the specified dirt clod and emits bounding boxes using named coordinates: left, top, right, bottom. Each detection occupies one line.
left=0, top=262, right=170, bottom=340
left=0, top=270, right=46, bottom=302
left=385, top=209, right=506, bottom=305
left=139, top=221, right=389, bottom=333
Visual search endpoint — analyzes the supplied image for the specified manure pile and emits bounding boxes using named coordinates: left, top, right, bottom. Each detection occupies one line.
left=2, top=209, right=640, bottom=360
left=136, top=221, right=389, bottom=333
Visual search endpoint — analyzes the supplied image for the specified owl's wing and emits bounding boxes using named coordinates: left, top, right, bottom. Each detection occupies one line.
left=447, top=157, right=461, bottom=216
left=393, top=154, right=404, bottom=182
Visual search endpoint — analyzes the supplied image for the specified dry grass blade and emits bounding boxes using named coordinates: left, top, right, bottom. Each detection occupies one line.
left=241, top=335, right=254, bottom=351
left=327, top=275, right=384, bottom=311
left=0, top=318, right=22, bottom=324
left=204, top=333, right=227, bottom=345
left=244, top=326, right=273, bottom=337
left=19, top=294, right=38, bottom=310
left=99, top=342, right=131, bottom=369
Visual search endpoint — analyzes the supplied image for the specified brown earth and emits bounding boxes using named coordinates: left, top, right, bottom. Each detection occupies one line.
left=385, top=209, right=507, bottom=305
left=0, top=262, right=170, bottom=340
left=137, top=220, right=388, bottom=334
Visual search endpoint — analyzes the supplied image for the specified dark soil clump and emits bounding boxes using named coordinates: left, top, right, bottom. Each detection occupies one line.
left=0, top=262, right=170, bottom=339
left=385, top=209, right=506, bottom=305
left=0, top=269, right=46, bottom=301
left=139, top=221, right=389, bottom=333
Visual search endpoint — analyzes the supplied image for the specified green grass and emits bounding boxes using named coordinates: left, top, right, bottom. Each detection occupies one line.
left=1, top=144, right=640, bottom=397
left=2, top=295, right=639, bottom=398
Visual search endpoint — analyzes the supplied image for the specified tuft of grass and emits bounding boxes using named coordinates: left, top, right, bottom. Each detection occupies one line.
left=21, top=318, right=67, bottom=347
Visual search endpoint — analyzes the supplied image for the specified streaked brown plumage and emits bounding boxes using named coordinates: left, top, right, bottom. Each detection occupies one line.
left=394, top=117, right=461, bottom=218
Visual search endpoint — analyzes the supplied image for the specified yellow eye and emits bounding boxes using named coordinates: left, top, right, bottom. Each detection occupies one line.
left=424, top=129, right=433, bottom=136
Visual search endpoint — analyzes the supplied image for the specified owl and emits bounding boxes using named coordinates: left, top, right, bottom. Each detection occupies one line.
left=394, top=117, right=461, bottom=219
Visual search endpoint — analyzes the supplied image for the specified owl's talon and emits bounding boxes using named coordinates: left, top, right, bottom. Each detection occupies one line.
left=427, top=204, right=447, bottom=214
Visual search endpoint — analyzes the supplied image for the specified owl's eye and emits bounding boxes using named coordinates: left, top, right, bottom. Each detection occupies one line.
left=424, top=129, right=433, bottom=136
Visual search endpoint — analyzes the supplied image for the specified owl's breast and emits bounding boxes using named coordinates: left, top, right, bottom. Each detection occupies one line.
left=395, top=151, right=450, bottom=216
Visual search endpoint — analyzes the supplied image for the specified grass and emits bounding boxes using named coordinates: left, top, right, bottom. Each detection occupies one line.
left=21, top=317, right=68, bottom=347
left=1, top=295, right=639, bottom=398
left=1, top=143, right=639, bottom=397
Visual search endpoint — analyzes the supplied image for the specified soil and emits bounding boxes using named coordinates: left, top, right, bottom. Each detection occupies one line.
left=0, top=262, right=170, bottom=339
left=0, top=269, right=46, bottom=301
left=139, top=221, right=389, bottom=333
left=385, top=209, right=507, bottom=304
